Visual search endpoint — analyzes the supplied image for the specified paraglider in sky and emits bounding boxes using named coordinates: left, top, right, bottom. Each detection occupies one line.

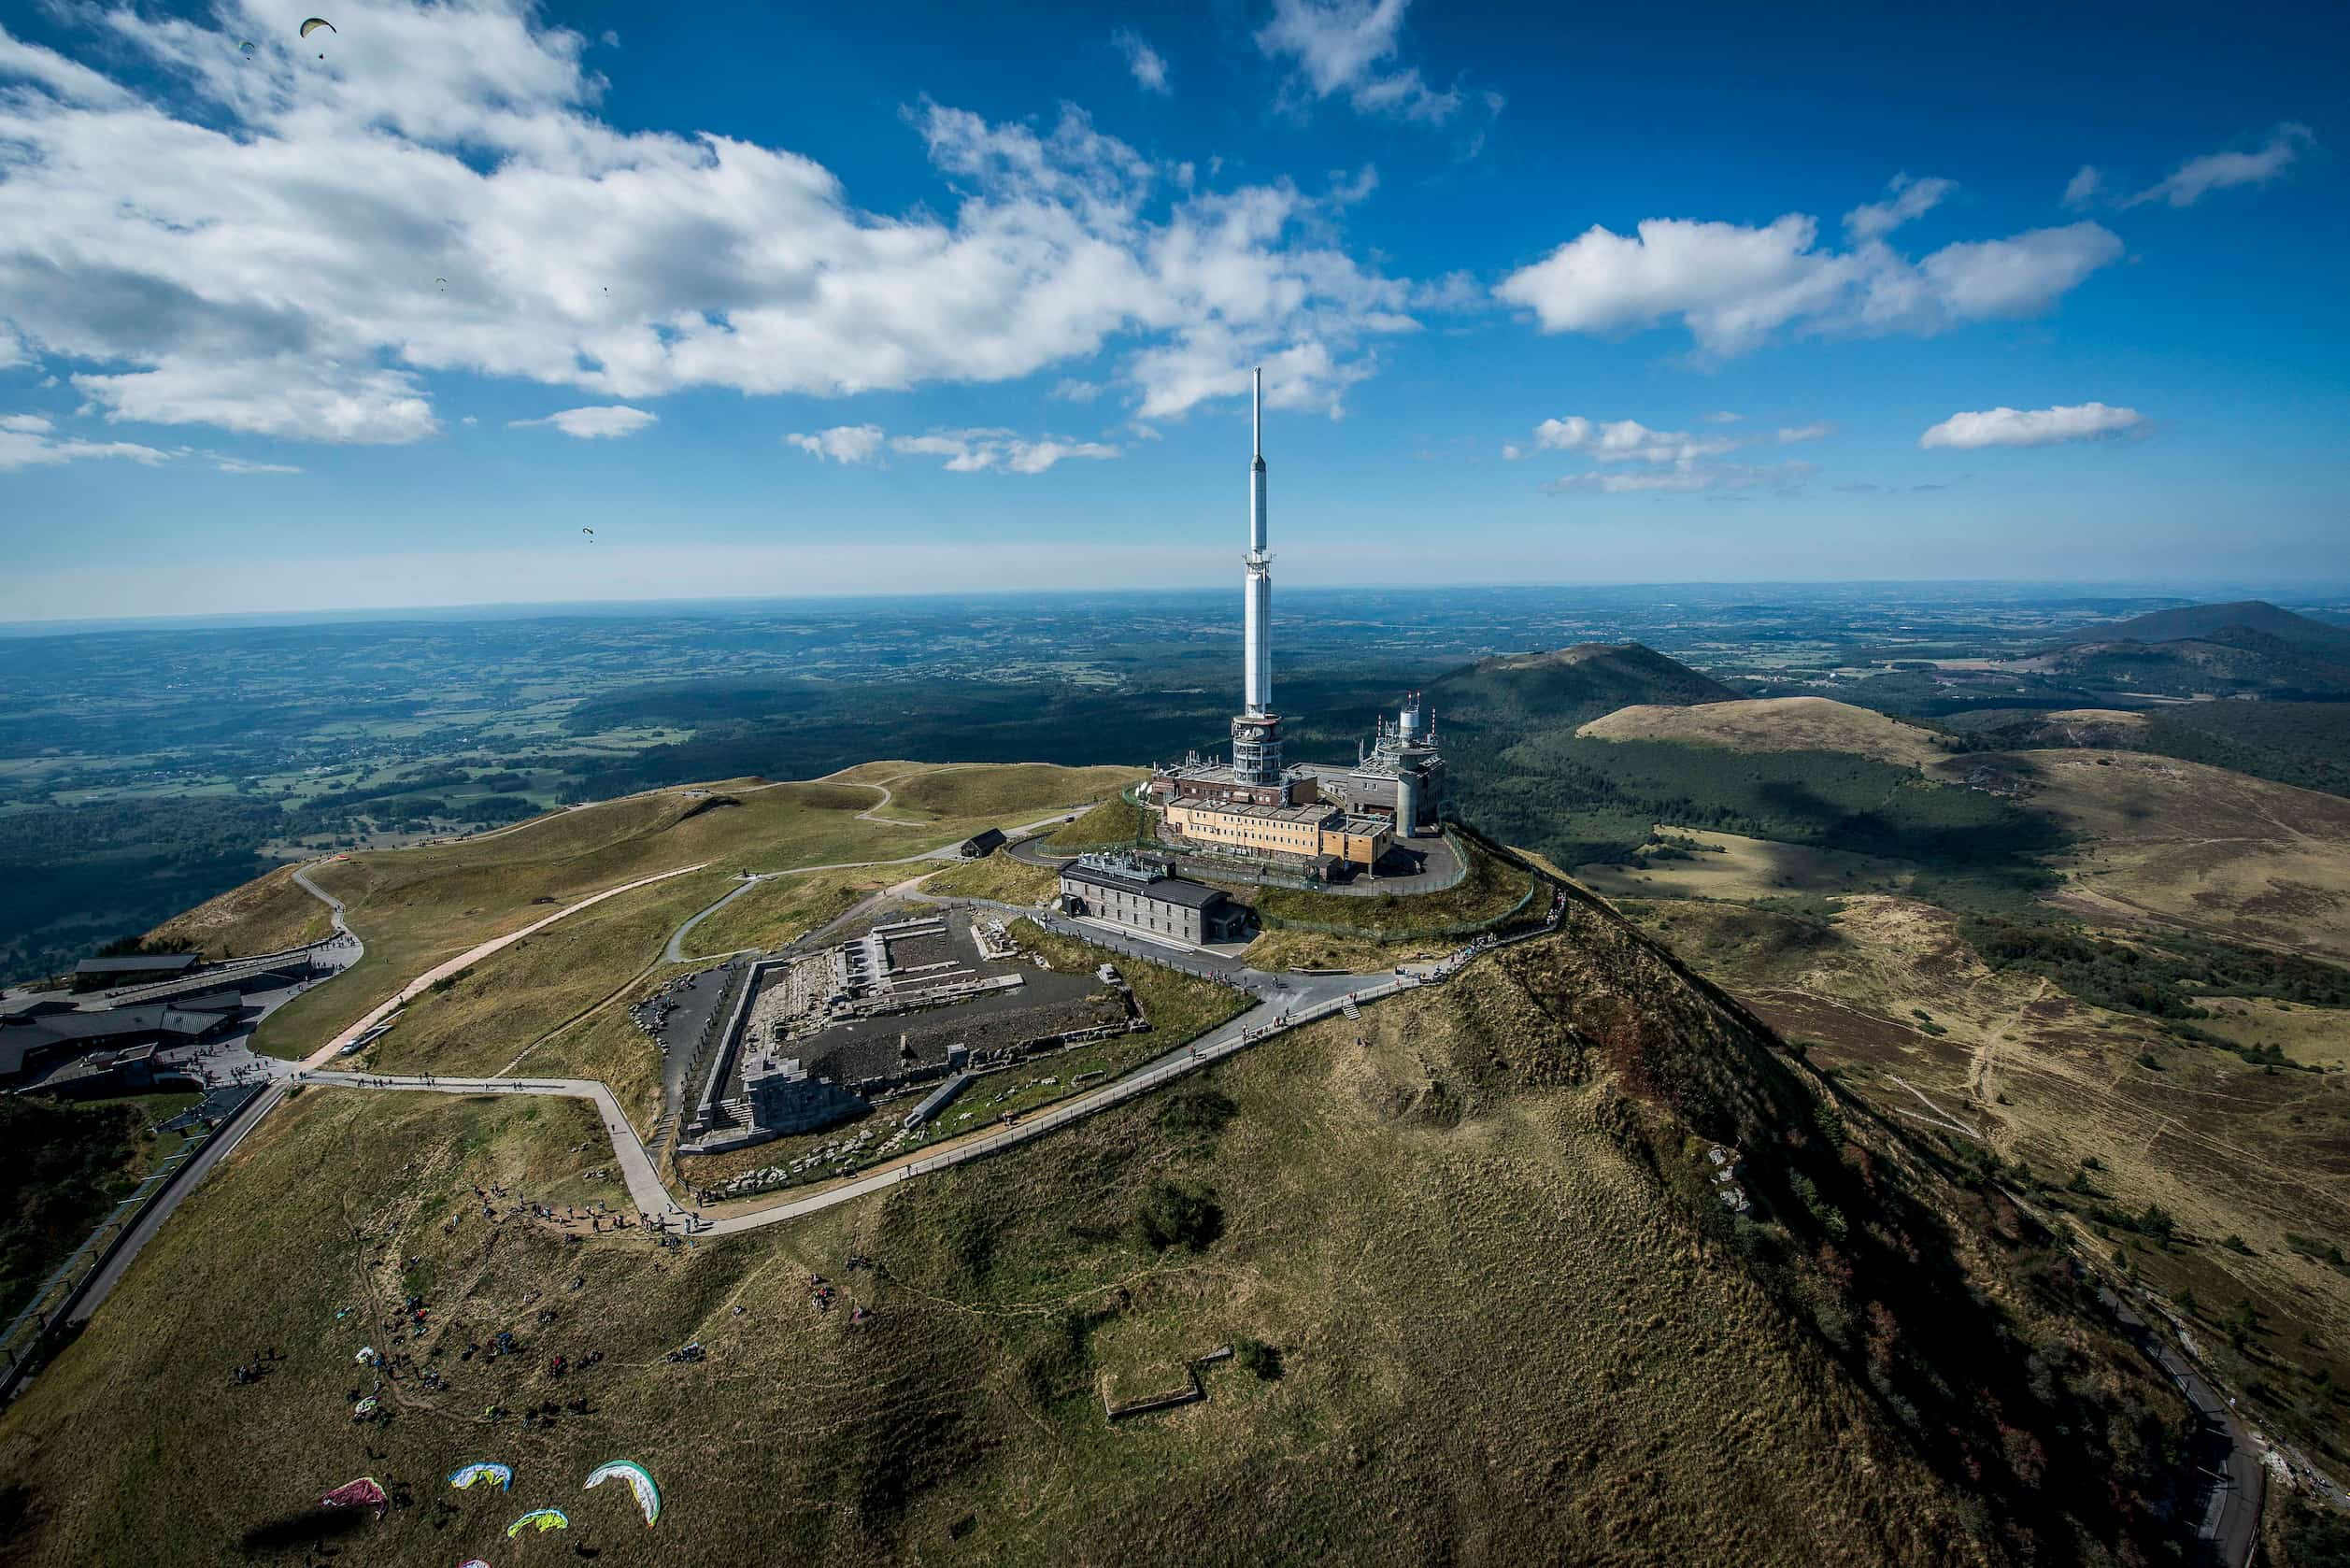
left=449, top=1462, right=513, bottom=1491
left=320, top=1476, right=388, bottom=1516
left=299, top=18, right=335, bottom=37
left=239, top=40, right=255, bottom=59
left=580, top=528, right=593, bottom=542
left=583, top=1461, right=662, bottom=1527
left=506, top=1508, right=569, bottom=1538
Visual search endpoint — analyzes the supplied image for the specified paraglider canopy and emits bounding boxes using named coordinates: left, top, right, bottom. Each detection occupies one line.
left=449, top=1461, right=514, bottom=1491
left=583, top=1461, right=661, bottom=1527
left=506, top=1508, right=569, bottom=1538
left=320, top=1476, right=387, bottom=1516
left=299, top=17, right=335, bottom=36
left=238, top=40, right=255, bottom=57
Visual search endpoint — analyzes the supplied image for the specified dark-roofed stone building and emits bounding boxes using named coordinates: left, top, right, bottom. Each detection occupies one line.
left=959, top=827, right=1007, bottom=859
left=71, top=951, right=201, bottom=991
left=1057, top=853, right=1246, bottom=945
left=1, top=994, right=245, bottom=1088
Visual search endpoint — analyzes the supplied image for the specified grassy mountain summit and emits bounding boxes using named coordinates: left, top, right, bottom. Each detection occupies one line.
left=1578, top=695, right=1956, bottom=771
left=1431, top=641, right=1743, bottom=725
left=0, top=873, right=2194, bottom=1566
left=2064, top=600, right=2350, bottom=649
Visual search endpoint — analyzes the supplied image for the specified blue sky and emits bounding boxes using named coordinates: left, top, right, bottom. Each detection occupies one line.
left=0, top=0, right=2343, bottom=620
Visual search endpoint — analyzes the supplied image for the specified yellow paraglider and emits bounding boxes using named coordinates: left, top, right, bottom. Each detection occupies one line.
left=299, top=18, right=335, bottom=38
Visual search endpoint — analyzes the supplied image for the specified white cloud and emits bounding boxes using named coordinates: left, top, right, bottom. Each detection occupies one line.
left=1329, top=163, right=1379, bottom=207
left=1917, top=402, right=2144, bottom=449
left=1500, top=443, right=1524, bottom=461
left=1112, top=28, right=1170, bottom=94
left=509, top=405, right=658, bottom=439
left=890, top=427, right=1120, bottom=474
left=786, top=424, right=887, bottom=464
left=1545, top=461, right=1815, bottom=496
left=1254, top=0, right=1497, bottom=133
left=1843, top=174, right=1956, bottom=241
left=0, top=415, right=167, bottom=472
left=2062, top=164, right=2103, bottom=209
left=1701, top=410, right=1742, bottom=424
left=1495, top=199, right=2120, bottom=358
left=1533, top=416, right=1739, bottom=466
left=2124, top=123, right=2316, bottom=209
left=1776, top=421, right=1834, bottom=444
left=1049, top=378, right=1103, bottom=403
left=0, top=9, right=1431, bottom=446
left=211, top=456, right=304, bottom=474
left=1525, top=411, right=1814, bottom=496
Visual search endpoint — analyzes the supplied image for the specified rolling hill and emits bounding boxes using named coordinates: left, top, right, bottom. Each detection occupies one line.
left=2040, top=627, right=2350, bottom=701
left=2064, top=600, right=2350, bottom=649
left=0, top=871, right=2198, bottom=1566
left=1577, top=696, right=1954, bottom=771
left=1429, top=641, right=1742, bottom=725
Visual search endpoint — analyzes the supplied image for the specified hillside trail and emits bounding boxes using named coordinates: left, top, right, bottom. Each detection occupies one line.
left=1964, top=976, right=2050, bottom=1116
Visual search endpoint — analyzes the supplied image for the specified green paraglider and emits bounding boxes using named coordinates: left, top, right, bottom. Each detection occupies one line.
left=506, top=1508, right=568, bottom=1538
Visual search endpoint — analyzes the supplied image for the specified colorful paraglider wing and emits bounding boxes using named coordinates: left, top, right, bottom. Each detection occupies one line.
left=506, top=1508, right=569, bottom=1538
left=583, top=1461, right=661, bottom=1527
left=351, top=1397, right=377, bottom=1418
left=459, top=1561, right=491, bottom=1568
left=449, top=1461, right=514, bottom=1491
left=320, top=1476, right=388, bottom=1513
left=239, top=40, right=255, bottom=56
left=299, top=18, right=336, bottom=36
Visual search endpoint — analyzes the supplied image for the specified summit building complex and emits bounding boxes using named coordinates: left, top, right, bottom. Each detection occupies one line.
left=1147, top=370, right=1447, bottom=881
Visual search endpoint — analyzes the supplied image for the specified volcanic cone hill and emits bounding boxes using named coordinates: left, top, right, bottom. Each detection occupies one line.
left=0, top=873, right=2194, bottom=1566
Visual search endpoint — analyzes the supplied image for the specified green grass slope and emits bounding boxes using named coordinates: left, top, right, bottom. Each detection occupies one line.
left=247, top=764, right=1128, bottom=1062
left=0, top=895, right=2192, bottom=1566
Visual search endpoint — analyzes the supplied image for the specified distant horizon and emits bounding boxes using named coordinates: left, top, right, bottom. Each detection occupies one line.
left=4, top=3, right=2343, bottom=620
left=7, top=577, right=2349, bottom=640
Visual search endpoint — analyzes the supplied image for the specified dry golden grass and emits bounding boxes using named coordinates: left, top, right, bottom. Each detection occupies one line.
left=683, top=866, right=899, bottom=957
left=915, top=854, right=1059, bottom=906
left=146, top=861, right=335, bottom=958
left=1631, top=891, right=2350, bottom=1464
left=1578, top=695, right=1954, bottom=770
left=1575, top=824, right=1918, bottom=903
left=249, top=766, right=1124, bottom=1062
left=1956, top=748, right=2350, bottom=962
left=1, top=939, right=2082, bottom=1568
left=2187, top=995, right=2350, bottom=1068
